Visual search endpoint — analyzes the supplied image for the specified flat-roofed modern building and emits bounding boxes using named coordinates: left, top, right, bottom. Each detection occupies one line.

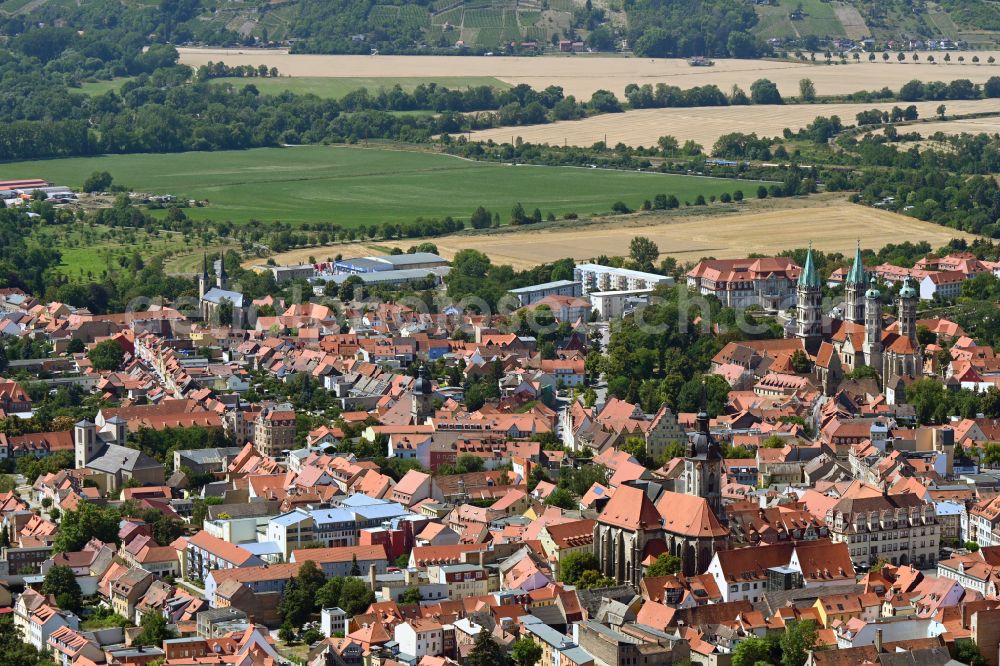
left=574, top=264, right=673, bottom=295
left=324, top=267, right=451, bottom=288
left=508, top=280, right=583, bottom=306
left=588, top=289, right=654, bottom=320
left=334, top=252, right=449, bottom=274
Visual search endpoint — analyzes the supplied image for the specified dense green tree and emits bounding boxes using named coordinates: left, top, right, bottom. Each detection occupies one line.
left=134, top=611, right=176, bottom=646
left=316, top=576, right=345, bottom=610
left=400, top=587, right=422, bottom=604
left=339, top=577, right=376, bottom=615
left=586, top=25, right=615, bottom=51
left=511, top=638, right=542, bottom=666
left=629, top=236, right=660, bottom=270
left=780, top=620, right=819, bottom=666
left=466, top=630, right=510, bottom=666
left=955, top=638, right=987, bottom=666
left=575, top=569, right=617, bottom=589
left=87, top=339, right=125, bottom=371
left=43, top=565, right=82, bottom=613
left=0, top=612, right=49, bottom=666
left=53, top=501, right=122, bottom=553
left=790, top=349, right=812, bottom=373
left=645, top=554, right=681, bottom=577
left=470, top=206, right=492, bottom=229
left=750, top=78, right=782, bottom=104
left=732, top=635, right=777, bottom=666
left=544, top=487, right=577, bottom=510
left=82, top=171, right=113, bottom=193
left=559, top=552, right=601, bottom=585
left=280, top=560, right=328, bottom=626
left=216, top=298, right=234, bottom=327
left=798, top=78, right=816, bottom=101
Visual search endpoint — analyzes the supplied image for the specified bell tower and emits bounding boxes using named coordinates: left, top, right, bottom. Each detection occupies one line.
left=683, top=385, right=724, bottom=519
left=217, top=254, right=228, bottom=289
left=898, top=277, right=918, bottom=341
left=199, top=253, right=209, bottom=300
left=863, top=277, right=883, bottom=375
left=74, top=419, right=99, bottom=469
left=795, top=242, right=823, bottom=353
left=844, top=241, right=866, bottom=324
left=411, top=366, right=434, bottom=425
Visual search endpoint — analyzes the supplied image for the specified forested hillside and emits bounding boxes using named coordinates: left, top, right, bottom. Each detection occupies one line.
left=1, top=0, right=995, bottom=56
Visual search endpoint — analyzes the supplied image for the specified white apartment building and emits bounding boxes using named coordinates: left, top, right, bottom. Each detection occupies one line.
left=574, top=263, right=673, bottom=295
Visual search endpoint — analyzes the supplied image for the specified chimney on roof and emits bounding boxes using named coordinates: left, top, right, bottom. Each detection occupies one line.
left=874, top=628, right=883, bottom=652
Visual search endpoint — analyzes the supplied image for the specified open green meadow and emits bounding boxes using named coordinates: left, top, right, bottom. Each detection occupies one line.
left=75, top=78, right=134, bottom=95
left=6, top=145, right=763, bottom=226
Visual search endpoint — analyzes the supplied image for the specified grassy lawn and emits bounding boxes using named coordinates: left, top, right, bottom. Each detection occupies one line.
left=74, top=78, right=135, bottom=96
left=208, top=76, right=511, bottom=98
left=5, top=145, right=763, bottom=227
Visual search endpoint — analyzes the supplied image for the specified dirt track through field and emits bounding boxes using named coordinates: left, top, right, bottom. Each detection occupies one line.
left=257, top=196, right=976, bottom=270
left=468, top=98, right=1000, bottom=150
left=178, top=48, right=1000, bottom=100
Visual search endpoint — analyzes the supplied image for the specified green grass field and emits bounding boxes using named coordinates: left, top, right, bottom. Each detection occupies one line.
left=75, top=78, right=134, bottom=95
left=5, top=146, right=763, bottom=227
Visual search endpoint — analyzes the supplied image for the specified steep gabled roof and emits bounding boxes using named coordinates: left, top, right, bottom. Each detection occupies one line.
left=655, top=491, right=728, bottom=538
left=597, top=484, right=661, bottom=531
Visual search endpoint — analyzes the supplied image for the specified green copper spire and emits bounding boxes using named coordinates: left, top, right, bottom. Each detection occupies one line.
left=899, top=275, right=917, bottom=300
left=846, top=240, right=865, bottom=286
left=798, top=242, right=822, bottom=289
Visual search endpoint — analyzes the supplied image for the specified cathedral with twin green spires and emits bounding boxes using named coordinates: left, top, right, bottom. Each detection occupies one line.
left=793, top=243, right=923, bottom=402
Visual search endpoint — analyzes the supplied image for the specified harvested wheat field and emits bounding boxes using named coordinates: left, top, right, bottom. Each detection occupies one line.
left=259, top=195, right=976, bottom=270
left=177, top=48, right=1000, bottom=100
left=431, top=198, right=974, bottom=269
left=906, top=116, right=1000, bottom=137
left=469, top=98, right=1000, bottom=149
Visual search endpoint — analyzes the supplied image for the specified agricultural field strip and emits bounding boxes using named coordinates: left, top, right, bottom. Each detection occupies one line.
left=426, top=202, right=977, bottom=269
left=467, top=98, right=1000, bottom=150
left=175, top=50, right=1000, bottom=99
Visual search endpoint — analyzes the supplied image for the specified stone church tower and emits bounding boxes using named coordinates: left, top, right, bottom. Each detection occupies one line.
left=199, top=254, right=209, bottom=300
left=844, top=241, right=866, bottom=324
left=863, top=277, right=883, bottom=373
left=898, top=277, right=918, bottom=341
left=683, top=410, right=724, bottom=519
left=411, top=366, right=434, bottom=425
left=795, top=243, right=823, bottom=353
